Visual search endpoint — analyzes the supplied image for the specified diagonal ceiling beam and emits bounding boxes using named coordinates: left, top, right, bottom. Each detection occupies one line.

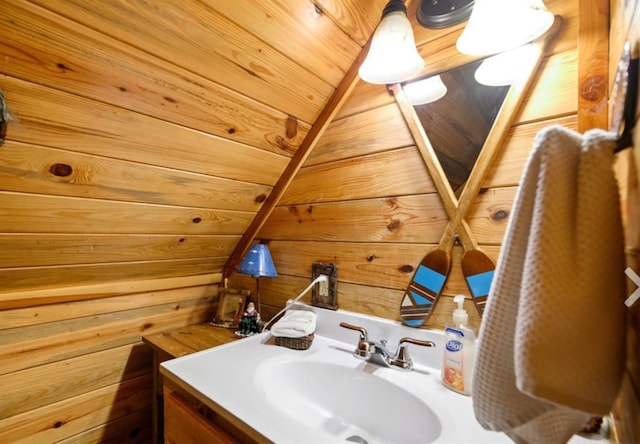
left=223, top=21, right=377, bottom=278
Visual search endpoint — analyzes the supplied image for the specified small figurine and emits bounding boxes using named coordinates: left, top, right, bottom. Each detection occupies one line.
left=235, top=301, right=261, bottom=337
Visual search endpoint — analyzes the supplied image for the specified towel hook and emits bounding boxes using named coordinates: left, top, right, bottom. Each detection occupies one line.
left=612, top=42, right=639, bottom=153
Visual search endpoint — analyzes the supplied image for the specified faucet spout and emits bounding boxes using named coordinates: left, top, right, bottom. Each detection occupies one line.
left=339, top=323, right=435, bottom=371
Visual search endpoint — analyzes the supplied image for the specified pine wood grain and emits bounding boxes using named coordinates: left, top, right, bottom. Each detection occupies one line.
left=0, top=192, right=252, bottom=235
left=203, top=0, right=367, bottom=82
left=314, top=0, right=388, bottom=46
left=0, top=298, right=214, bottom=375
left=0, top=233, right=238, bottom=268
left=279, top=146, right=435, bottom=204
left=484, top=115, right=579, bottom=188
left=0, top=261, right=223, bottom=301
left=306, top=103, right=415, bottom=166
left=1, top=141, right=271, bottom=212
left=260, top=194, right=448, bottom=243
left=0, top=343, right=151, bottom=419
left=3, top=77, right=289, bottom=184
left=1, top=284, right=218, bottom=330
left=518, top=49, right=579, bottom=123
left=22, top=0, right=333, bottom=124
left=338, top=80, right=396, bottom=119
left=0, top=374, right=152, bottom=443
left=58, top=408, right=152, bottom=444
left=577, top=0, right=610, bottom=131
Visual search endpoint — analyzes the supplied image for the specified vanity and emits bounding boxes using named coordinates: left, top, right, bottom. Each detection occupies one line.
left=158, top=306, right=609, bottom=443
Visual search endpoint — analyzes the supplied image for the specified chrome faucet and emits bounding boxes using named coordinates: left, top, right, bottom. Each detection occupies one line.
left=339, top=322, right=435, bottom=371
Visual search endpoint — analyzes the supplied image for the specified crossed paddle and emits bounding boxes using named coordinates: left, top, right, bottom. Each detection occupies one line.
left=393, top=17, right=560, bottom=328
left=390, top=22, right=557, bottom=325
left=393, top=83, right=497, bottom=327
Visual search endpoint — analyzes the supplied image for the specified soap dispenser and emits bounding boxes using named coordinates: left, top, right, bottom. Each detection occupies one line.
left=442, top=295, right=476, bottom=395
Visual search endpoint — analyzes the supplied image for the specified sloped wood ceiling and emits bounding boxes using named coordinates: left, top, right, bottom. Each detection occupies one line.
left=0, top=0, right=388, bottom=292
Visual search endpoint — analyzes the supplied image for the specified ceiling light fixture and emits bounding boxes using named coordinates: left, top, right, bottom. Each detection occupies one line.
left=359, top=0, right=424, bottom=84
left=417, top=0, right=475, bottom=29
left=456, top=0, right=553, bottom=56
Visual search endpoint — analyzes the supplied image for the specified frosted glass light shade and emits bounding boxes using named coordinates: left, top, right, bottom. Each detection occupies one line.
left=456, top=0, right=553, bottom=56
left=403, top=75, right=448, bottom=105
left=474, top=44, right=536, bottom=86
left=359, top=9, right=424, bottom=84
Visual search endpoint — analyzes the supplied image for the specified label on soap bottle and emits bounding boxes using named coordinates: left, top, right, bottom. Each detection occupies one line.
left=442, top=327, right=467, bottom=394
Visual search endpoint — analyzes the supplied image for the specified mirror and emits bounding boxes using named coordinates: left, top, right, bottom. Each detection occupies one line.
left=405, top=60, right=509, bottom=195
left=394, top=16, right=560, bottom=328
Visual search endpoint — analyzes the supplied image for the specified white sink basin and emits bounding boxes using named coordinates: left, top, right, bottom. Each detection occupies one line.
left=258, top=359, right=442, bottom=443
left=161, top=307, right=607, bottom=443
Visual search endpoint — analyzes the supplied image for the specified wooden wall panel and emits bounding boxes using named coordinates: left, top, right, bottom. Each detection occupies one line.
left=0, top=1, right=382, bottom=440
left=0, top=193, right=252, bottom=235
left=1, top=141, right=271, bottom=212
left=257, top=0, right=582, bottom=337
left=0, top=234, right=238, bottom=268
left=2, top=1, right=309, bottom=155
left=3, top=77, right=289, bottom=184
left=260, top=195, right=448, bottom=243
left=0, top=281, right=217, bottom=441
left=279, top=147, right=436, bottom=204
left=22, top=0, right=335, bottom=125
left=305, top=104, right=415, bottom=165
left=0, top=375, right=151, bottom=443
left=609, top=0, right=640, bottom=441
left=0, top=260, right=223, bottom=297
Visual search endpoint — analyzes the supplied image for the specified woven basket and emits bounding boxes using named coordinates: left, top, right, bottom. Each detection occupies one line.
left=275, top=333, right=314, bottom=350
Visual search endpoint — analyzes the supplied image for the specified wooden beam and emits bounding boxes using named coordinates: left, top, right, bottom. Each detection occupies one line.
left=578, top=0, right=610, bottom=131
left=223, top=31, right=375, bottom=278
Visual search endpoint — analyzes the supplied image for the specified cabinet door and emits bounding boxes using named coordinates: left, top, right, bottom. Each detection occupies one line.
left=164, top=388, right=239, bottom=444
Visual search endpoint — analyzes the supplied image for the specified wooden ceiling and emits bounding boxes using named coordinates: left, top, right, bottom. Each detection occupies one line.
left=0, top=0, right=523, bottom=291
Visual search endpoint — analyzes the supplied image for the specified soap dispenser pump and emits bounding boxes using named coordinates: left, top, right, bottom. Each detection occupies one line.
left=442, top=295, right=476, bottom=395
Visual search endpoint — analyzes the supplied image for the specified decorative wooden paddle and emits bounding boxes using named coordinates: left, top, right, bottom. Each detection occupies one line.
left=394, top=19, right=560, bottom=322
left=399, top=230, right=454, bottom=327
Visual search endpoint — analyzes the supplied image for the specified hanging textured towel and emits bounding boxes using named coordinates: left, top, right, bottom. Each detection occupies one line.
left=472, top=125, right=626, bottom=443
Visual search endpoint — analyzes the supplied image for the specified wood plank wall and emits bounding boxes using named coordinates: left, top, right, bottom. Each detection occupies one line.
left=0, top=0, right=385, bottom=441
left=239, top=0, right=581, bottom=332
left=3, top=0, right=636, bottom=441
left=610, top=0, right=640, bottom=441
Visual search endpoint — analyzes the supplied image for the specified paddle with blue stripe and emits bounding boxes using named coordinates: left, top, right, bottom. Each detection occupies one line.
left=461, top=248, right=495, bottom=316
left=400, top=238, right=452, bottom=327
left=392, top=82, right=498, bottom=323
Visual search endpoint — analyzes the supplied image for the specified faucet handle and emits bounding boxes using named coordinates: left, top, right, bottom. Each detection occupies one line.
left=339, top=322, right=368, bottom=341
left=394, top=337, right=436, bottom=370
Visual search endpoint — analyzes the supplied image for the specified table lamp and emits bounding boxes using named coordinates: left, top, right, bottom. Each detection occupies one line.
left=236, top=243, right=277, bottom=313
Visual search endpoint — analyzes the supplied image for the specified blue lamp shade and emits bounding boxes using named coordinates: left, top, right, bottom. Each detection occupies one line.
left=237, top=244, right=277, bottom=278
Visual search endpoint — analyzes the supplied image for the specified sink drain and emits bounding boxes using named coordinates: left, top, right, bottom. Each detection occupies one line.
left=345, top=435, right=368, bottom=444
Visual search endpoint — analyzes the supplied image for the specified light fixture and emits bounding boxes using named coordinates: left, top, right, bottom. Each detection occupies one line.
left=237, top=243, right=277, bottom=314
left=403, top=75, right=448, bottom=105
left=358, top=0, right=424, bottom=84
left=417, top=0, right=475, bottom=29
left=474, top=44, right=536, bottom=86
left=456, top=0, right=554, bottom=56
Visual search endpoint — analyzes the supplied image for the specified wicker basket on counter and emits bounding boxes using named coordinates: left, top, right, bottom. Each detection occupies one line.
left=275, top=333, right=314, bottom=350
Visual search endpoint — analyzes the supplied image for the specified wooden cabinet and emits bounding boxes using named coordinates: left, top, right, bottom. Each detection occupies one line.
left=163, top=385, right=241, bottom=444
left=143, top=324, right=240, bottom=443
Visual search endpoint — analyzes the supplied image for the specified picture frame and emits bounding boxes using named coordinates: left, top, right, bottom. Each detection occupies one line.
left=211, top=287, right=249, bottom=328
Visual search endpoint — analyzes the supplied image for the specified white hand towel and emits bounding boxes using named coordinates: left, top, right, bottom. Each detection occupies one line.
left=270, top=310, right=317, bottom=338
left=472, top=125, right=626, bottom=443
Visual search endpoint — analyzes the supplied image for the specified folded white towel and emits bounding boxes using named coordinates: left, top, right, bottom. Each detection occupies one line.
left=270, top=310, right=317, bottom=338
